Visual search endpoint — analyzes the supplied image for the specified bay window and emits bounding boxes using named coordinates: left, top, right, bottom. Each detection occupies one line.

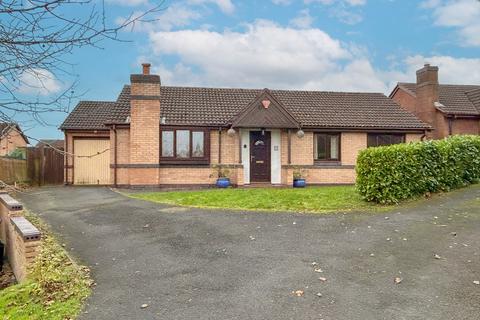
left=160, top=128, right=209, bottom=163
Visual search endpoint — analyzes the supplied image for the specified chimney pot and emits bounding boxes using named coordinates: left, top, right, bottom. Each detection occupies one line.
left=142, top=63, right=151, bottom=75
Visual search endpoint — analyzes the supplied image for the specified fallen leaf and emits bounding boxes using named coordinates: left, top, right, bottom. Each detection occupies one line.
left=319, top=277, right=327, bottom=282
left=316, top=293, right=323, bottom=297
left=311, top=262, right=318, bottom=266
left=141, top=304, right=149, bottom=309
left=293, top=290, right=304, bottom=297
left=314, top=268, right=323, bottom=273
left=434, top=254, right=441, bottom=260
left=394, top=277, right=402, bottom=284
left=143, top=224, right=149, bottom=228
left=474, top=281, right=480, bottom=285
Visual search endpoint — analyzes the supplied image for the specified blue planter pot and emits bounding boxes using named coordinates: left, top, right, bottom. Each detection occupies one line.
left=293, top=178, right=306, bottom=188
left=216, top=178, right=231, bottom=188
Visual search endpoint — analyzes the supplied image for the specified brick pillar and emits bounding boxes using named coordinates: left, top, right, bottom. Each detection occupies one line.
left=415, top=64, right=439, bottom=138
left=129, top=64, right=161, bottom=185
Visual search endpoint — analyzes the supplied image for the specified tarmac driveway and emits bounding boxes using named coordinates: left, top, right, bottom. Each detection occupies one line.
left=18, top=185, right=480, bottom=320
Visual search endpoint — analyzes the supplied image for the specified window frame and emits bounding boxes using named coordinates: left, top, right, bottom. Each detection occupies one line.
left=313, top=132, right=341, bottom=163
left=367, top=133, right=406, bottom=148
left=160, top=127, right=210, bottom=164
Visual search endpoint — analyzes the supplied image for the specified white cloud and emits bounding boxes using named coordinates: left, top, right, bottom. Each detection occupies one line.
left=143, top=19, right=480, bottom=94
left=17, top=69, right=62, bottom=96
left=188, top=0, right=235, bottom=14
left=424, top=0, right=480, bottom=46
left=289, top=9, right=314, bottom=28
left=147, top=20, right=400, bottom=92
left=403, top=55, right=480, bottom=84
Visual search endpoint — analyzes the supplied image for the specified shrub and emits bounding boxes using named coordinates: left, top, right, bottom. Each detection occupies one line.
left=356, top=135, right=480, bottom=203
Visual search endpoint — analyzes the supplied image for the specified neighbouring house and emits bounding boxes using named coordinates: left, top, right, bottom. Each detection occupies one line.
left=390, top=64, right=480, bottom=139
left=60, top=63, right=430, bottom=187
left=0, top=123, right=29, bottom=157
left=35, top=139, right=65, bottom=150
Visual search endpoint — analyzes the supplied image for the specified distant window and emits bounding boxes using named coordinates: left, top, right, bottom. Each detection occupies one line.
left=314, top=133, right=340, bottom=161
left=367, top=133, right=405, bottom=147
left=160, top=128, right=209, bottom=163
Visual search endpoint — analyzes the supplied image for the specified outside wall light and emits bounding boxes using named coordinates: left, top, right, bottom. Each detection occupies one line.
left=296, top=129, right=305, bottom=138
left=227, top=128, right=236, bottom=137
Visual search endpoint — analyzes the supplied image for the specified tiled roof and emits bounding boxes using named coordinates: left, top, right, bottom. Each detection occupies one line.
left=61, top=85, right=430, bottom=130
left=60, top=101, right=115, bottom=130
left=397, top=83, right=480, bottom=116
left=36, top=139, right=65, bottom=149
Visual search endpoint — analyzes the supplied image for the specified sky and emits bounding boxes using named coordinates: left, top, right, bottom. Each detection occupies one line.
left=13, top=0, right=480, bottom=140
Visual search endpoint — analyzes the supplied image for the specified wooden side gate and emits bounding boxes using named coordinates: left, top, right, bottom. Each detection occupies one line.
left=27, top=146, right=64, bottom=185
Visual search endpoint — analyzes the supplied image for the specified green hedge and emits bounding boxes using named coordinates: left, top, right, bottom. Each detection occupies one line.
left=356, top=135, right=480, bottom=203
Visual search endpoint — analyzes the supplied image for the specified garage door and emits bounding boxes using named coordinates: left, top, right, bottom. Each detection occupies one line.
left=74, top=139, right=110, bottom=185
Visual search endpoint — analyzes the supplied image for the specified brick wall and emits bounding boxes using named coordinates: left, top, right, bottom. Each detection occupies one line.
left=0, top=128, right=27, bottom=157
left=406, top=133, right=424, bottom=143
left=391, top=89, right=417, bottom=115
left=128, top=73, right=161, bottom=186
left=0, top=192, right=41, bottom=283
left=452, top=118, right=480, bottom=135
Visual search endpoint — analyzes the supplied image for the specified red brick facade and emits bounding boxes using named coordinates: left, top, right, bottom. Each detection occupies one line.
left=391, top=65, right=480, bottom=139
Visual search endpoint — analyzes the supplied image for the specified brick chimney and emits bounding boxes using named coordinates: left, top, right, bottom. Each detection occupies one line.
left=415, top=64, right=439, bottom=137
left=129, top=63, right=161, bottom=184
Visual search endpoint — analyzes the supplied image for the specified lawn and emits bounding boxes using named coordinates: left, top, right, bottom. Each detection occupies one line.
left=0, top=211, right=92, bottom=320
left=130, top=185, right=393, bottom=213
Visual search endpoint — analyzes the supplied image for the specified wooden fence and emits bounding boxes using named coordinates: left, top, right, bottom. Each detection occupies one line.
left=0, top=157, right=28, bottom=184
left=0, top=147, right=64, bottom=185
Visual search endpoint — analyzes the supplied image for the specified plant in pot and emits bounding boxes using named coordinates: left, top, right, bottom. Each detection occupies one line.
left=292, top=166, right=307, bottom=188
left=210, top=165, right=231, bottom=188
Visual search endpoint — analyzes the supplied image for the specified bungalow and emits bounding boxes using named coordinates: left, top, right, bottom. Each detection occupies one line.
left=390, top=64, right=480, bottom=139
left=60, top=63, right=430, bottom=187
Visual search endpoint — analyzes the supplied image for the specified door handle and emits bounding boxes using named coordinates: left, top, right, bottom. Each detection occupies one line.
left=250, top=155, right=255, bottom=162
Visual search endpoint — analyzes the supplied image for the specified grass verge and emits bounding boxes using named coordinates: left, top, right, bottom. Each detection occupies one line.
left=0, top=211, right=92, bottom=320
left=129, top=185, right=396, bottom=214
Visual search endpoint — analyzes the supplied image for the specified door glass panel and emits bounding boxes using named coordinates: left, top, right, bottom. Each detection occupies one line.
left=255, top=140, right=265, bottom=146
left=176, top=130, right=190, bottom=158
left=161, top=131, right=174, bottom=157
left=192, top=131, right=204, bottom=157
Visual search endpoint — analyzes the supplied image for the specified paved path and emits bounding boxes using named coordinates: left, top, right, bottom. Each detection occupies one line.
left=19, top=185, right=480, bottom=320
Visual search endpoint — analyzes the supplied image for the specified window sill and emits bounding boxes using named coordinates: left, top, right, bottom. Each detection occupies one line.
left=160, top=159, right=210, bottom=166
left=314, top=160, right=341, bottom=166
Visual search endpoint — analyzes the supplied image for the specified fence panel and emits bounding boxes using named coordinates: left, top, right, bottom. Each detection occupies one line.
left=0, top=157, right=28, bottom=184
left=26, top=147, right=64, bottom=185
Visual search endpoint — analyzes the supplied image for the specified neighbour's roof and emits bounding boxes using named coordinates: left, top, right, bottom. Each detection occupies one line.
left=396, top=83, right=480, bottom=116
left=36, top=139, right=65, bottom=149
left=61, top=85, right=430, bottom=131
left=0, top=122, right=29, bottom=144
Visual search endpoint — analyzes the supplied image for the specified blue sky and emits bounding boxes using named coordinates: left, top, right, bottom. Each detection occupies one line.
left=15, top=0, right=480, bottom=140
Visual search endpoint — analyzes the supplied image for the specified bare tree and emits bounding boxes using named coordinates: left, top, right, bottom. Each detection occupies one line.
left=0, top=0, right=164, bottom=126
